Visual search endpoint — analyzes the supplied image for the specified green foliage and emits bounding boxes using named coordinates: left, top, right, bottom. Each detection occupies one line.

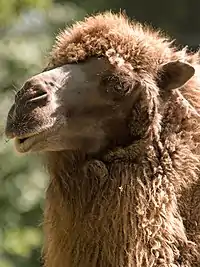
left=0, top=0, right=52, bottom=26
left=0, top=0, right=200, bottom=266
left=0, top=1, right=86, bottom=266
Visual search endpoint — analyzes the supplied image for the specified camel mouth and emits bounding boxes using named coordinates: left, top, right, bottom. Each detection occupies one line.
left=14, top=132, right=44, bottom=153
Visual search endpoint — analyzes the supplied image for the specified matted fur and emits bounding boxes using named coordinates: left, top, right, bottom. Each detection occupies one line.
left=43, top=13, right=200, bottom=267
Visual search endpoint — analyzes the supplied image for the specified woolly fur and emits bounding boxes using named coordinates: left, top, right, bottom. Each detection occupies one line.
left=43, top=12, right=200, bottom=267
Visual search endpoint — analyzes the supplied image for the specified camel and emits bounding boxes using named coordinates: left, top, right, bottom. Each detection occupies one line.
left=5, top=12, right=200, bottom=267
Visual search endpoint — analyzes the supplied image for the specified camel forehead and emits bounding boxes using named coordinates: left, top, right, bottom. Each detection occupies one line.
left=47, top=13, right=173, bottom=74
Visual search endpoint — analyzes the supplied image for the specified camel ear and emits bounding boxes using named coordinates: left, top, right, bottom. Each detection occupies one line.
left=159, top=60, right=195, bottom=90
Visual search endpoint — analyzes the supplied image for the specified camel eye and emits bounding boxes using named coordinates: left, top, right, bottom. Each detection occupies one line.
left=112, top=77, right=137, bottom=97
left=101, top=74, right=130, bottom=99
left=113, top=83, right=130, bottom=95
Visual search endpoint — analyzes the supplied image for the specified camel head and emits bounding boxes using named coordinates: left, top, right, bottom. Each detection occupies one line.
left=5, top=14, right=195, bottom=155
left=5, top=57, right=139, bottom=154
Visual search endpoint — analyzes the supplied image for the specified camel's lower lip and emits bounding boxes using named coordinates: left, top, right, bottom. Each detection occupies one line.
left=14, top=133, right=42, bottom=153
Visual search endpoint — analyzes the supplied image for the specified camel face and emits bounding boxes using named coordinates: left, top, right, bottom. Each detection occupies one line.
left=5, top=55, right=195, bottom=154
left=5, top=57, right=138, bottom=154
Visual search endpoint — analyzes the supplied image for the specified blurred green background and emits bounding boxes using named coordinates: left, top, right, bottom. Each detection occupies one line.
left=0, top=0, right=200, bottom=266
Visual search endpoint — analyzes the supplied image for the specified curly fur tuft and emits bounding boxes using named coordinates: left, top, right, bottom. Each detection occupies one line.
left=43, top=12, right=200, bottom=267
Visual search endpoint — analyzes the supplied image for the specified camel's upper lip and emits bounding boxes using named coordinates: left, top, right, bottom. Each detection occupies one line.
left=15, top=132, right=38, bottom=140
left=6, top=129, right=39, bottom=140
left=14, top=132, right=44, bottom=153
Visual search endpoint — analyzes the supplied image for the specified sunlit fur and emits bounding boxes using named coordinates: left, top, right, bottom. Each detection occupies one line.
left=12, top=12, right=200, bottom=266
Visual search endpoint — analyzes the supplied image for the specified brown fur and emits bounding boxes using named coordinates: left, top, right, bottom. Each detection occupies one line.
left=40, top=13, right=200, bottom=267
left=9, top=12, right=200, bottom=266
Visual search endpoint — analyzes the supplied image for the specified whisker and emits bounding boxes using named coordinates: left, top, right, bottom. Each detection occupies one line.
left=8, top=113, right=14, bottom=120
left=12, top=90, right=17, bottom=96
left=12, top=84, right=19, bottom=93
left=0, top=129, right=5, bottom=137
left=0, top=129, right=12, bottom=144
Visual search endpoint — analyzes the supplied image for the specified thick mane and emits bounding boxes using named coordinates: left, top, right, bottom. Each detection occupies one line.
left=43, top=13, right=200, bottom=267
left=49, top=12, right=196, bottom=71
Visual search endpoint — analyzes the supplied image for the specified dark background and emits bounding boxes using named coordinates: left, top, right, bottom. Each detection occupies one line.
left=0, top=1, right=199, bottom=266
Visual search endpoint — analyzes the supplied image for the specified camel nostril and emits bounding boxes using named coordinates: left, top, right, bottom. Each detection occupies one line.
left=27, top=88, right=49, bottom=103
